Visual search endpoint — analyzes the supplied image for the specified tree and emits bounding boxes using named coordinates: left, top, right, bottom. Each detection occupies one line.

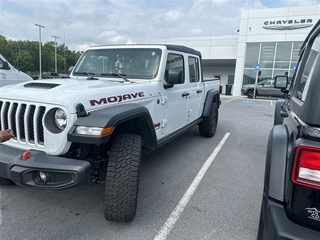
left=0, top=36, right=82, bottom=74
left=12, top=50, right=34, bottom=72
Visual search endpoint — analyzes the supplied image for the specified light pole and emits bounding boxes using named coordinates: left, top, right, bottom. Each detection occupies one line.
left=35, top=24, right=45, bottom=79
left=52, top=35, right=59, bottom=73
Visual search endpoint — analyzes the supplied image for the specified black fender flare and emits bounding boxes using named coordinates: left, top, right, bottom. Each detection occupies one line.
left=202, top=89, right=220, bottom=117
left=68, top=103, right=157, bottom=148
left=264, top=124, right=288, bottom=202
left=274, top=99, right=285, bottom=126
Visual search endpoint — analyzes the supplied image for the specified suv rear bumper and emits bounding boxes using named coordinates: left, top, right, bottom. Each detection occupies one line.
left=262, top=193, right=320, bottom=239
left=0, top=144, right=91, bottom=190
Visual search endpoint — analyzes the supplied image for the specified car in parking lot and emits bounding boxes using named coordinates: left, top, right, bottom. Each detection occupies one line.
left=241, top=79, right=286, bottom=99
left=41, top=72, right=59, bottom=79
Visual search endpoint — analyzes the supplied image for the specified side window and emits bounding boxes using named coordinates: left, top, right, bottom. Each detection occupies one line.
left=188, top=57, right=199, bottom=83
left=264, top=80, right=273, bottom=86
left=0, top=58, right=3, bottom=69
left=165, top=53, right=184, bottom=84
left=296, top=35, right=320, bottom=101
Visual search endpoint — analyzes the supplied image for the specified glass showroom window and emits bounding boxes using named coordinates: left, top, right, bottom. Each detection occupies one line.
left=289, top=42, right=303, bottom=79
left=243, top=69, right=256, bottom=85
left=274, top=42, right=291, bottom=69
left=243, top=41, right=303, bottom=86
left=244, top=43, right=260, bottom=68
left=260, top=43, right=276, bottom=69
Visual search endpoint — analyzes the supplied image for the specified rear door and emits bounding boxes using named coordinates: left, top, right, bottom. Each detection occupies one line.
left=186, top=55, right=204, bottom=122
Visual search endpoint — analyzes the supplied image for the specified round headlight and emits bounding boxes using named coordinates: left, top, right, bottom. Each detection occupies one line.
left=54, top=109, right=67, bottom=130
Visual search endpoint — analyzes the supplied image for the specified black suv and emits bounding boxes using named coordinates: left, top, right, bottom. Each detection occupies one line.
left=257, top=20, right=320, bottom=239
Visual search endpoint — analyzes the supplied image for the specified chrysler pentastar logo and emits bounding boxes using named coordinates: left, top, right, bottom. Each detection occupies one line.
left=263, top=19, right=313, bottom=30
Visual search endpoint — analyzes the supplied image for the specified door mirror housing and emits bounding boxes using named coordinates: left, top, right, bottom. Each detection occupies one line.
left=68, top=66, right=74, bottom=74
left=3, top=61, right=10, bottom=70
left=167, top=69, right=183, bottom=85
left=274, top=75, right=288, bottom=89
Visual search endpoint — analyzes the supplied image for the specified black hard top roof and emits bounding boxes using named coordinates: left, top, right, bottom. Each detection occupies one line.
left=165, top=45, right=202, bottom=57
left=89, top=44, right=202, bottom=57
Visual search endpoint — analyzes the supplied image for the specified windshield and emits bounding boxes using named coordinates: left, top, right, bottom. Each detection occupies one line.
left=73, top=48, right=162, bottom=79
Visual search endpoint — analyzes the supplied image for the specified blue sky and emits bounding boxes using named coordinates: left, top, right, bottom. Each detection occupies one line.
left=0, top=0, right=319, bottom=51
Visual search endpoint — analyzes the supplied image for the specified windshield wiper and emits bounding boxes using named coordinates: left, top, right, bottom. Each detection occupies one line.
left=85, top=72, right=99, bottom=80
left=73, top=72, right=99, bottom=80
left=101, top=73, right=130, bottom=82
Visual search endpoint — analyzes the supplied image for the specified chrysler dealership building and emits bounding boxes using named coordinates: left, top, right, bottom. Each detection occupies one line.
left=148, top=4, right=320, bottom=96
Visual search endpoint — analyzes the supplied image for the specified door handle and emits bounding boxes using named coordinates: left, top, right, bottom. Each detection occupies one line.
left=197, top=89, right=202, bottom=93
left=182, top=92, right=190, bottom=97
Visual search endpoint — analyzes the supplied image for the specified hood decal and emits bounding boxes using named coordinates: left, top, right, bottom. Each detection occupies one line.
left=89, top=91, right=145, bottom=106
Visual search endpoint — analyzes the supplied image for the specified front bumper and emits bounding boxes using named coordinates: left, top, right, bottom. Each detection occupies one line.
left=261, top=193, right=320, bottom=239
left=0, top=144, right=91, bottom=190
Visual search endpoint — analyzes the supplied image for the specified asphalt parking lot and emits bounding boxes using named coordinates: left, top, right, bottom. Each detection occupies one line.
left=0, top=95, right=277, bottom=240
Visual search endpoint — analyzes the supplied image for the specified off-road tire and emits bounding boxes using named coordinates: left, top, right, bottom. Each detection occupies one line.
left=0, top=177, right=15, bottom=186
left=199, top=102, right=218, bottom=138
left=104, top=134, right=142, bottom=222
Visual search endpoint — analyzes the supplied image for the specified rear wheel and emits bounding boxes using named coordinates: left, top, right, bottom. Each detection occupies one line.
left=199, top=102, right=218, bottom=138
left=104, top=134, right=142, bottom=222
left=0, top=177, right=15, bottom=186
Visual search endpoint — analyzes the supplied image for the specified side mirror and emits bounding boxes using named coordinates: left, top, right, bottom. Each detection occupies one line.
left=68, top=66, right=74, bottom=74
left=3, top=61, right=10, bottom=70
left=274, top=75, right=288, bottom=89
left=166, top=69, right=183, bottom=85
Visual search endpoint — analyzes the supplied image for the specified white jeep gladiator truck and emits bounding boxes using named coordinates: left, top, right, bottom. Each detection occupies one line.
left=0, top=44, right=220, bottom=222
left=0, top=53, right=33, bottom=86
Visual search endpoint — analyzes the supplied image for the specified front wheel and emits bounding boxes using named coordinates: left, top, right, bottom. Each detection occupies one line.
left=0, top=177, right=15, bottom=186
left=104, top=134, right=142, bottom=222
left=247, top=89, right=256, bottom=99
left=199, top=102, right=218, bottom=138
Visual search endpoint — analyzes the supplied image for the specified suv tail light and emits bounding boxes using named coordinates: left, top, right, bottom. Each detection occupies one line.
left=292, top=146, right=320, bottom=190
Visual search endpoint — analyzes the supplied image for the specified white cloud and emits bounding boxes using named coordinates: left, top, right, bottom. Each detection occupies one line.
left=279, top=0, right=319, bottom=6
left=1, top=0, right=319, bottom=51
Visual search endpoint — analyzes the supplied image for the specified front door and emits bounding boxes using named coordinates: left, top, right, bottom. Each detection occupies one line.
left=161, top=52, right=188, bottom=135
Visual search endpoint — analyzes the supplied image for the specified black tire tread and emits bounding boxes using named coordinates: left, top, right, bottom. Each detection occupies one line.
left=199, top=102, right=218, bottom=138
left=104, top=134, right=142, bottom=222
left=0, top=177, right=15, bottom=186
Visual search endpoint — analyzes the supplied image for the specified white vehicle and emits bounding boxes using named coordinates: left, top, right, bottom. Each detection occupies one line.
left=0, top=54, right=32, bottom=87
left=0, top=44, right=220, bottom=222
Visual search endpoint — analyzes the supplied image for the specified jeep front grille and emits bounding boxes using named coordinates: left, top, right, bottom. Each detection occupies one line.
left=0, top=101, right=46, bottom=145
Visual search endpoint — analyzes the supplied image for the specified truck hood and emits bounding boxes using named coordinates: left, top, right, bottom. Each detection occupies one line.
left=0, top=78, right=159, bottom=113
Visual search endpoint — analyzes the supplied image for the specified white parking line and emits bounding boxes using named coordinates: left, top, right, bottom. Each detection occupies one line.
left=153, top=132, right=230, bottom=240
left=226, top=98, right=235, bottom=102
